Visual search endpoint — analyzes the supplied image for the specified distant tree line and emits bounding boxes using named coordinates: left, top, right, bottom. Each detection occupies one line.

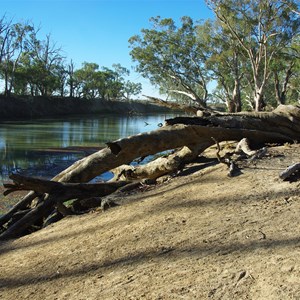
left=0, top=15, right=142, bottom=100
left=129, top=0, right=300, bottom=111
left=1, top=0, right=299, bottom=111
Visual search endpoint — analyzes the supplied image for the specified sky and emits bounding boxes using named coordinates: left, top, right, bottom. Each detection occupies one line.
left=2, top=0, right=214, bottom=98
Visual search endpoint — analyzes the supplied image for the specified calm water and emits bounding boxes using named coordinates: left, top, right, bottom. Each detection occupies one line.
left=0, top=113, right=180, bottom=182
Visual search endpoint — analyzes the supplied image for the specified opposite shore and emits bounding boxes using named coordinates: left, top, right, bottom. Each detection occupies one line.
left=0, top=95, right=174, bottom=120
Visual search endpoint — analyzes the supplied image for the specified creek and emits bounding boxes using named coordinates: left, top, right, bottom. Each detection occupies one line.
left=0, top=112, right=180, bottom=183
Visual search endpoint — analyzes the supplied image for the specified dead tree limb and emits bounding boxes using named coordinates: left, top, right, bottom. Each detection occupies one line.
left=0, top=174, right=131, bottom=240
left=0, top=191, right=38, bottom=228
left=235, top=138, right=258, bottom=156
left=5, top=174, right=130, bottom=199
left=143, top=95, right=199, bottom=115
left=110, top=145, right=201, bottom=181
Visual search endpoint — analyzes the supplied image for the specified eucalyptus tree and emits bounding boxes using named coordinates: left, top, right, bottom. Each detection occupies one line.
left=203, top=19, right=245, bottom=112
left=72, top=62, right=140, bottom=100
left=122, top=81, right=142, bottom=100
left=0, top=15, right=12, bottom=65
left=23, top=32, right=65, bottom=96
left=112, top=63, right=129, bottom=82
left=269, top=35, right=300, bottom=106
left=65, top=60, right=76, bottom=97
left=0, top=16, right=34, bottom=96
left=111, top=63, right=142, bottom=100
left=73, top=62, right=100, bottom=98
left=72, top=63, right=118, bottom=99
left=284, top=39, right=300, bottom=103
left=1, top=22, right=35, bottom=96
left=101, top=66, right=123, bottom=100
left=129, top=16, right=211, bottom=108
left=207, top=0, right=300, bottom=111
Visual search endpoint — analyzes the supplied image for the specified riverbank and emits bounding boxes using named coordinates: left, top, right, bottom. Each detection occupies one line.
left=0, top=95, right=174, bottom=120
left=1, top=143, right=300, bottom=299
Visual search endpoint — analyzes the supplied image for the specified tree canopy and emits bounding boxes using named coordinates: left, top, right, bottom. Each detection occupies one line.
left=0, top=0, right=299, bottom=111
left=0, top=16, right=141, bottom=101
left=129, top=16, right=211, bottom=108
left=129, top=0, right=300, bottom=111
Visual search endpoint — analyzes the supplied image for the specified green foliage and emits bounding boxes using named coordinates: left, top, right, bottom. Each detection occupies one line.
left=0, top=15, right=142, bottom=101
left=206, top=0, right=300, bottom=110
left=122, top=81, right=142, bottom=100
left=129, top=16, right=210, bottom=107
left=129, top=0, right=299, bottom=111
left=70, top=62, right=137, bottom=100
left=0, top=0, right=299, bottom=110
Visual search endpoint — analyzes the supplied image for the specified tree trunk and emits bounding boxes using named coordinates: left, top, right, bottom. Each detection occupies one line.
left=254, top=86, right=264, bottom=111
left=274, top=64, right=294, bottom=106
left=232, top=79, right=242, bottom=112
left=5, top=174, right=130, bottom=199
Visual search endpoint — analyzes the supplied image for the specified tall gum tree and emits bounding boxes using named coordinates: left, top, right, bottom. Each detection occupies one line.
left=129, top=16, right=211, bottom=108
left=24, top=32, right=65, bottom=96
left=204, top=19, right=244, bottom=112
left=271, top=37, right=300, bottom=106
left=207, top=0, right=300, bottom=111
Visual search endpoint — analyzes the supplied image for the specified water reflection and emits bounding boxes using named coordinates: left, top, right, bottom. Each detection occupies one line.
left=0, top=113, right=179, bottom=181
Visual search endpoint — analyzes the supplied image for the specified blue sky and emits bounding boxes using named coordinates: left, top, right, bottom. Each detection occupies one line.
left=2, top=0, right=214, bottom=97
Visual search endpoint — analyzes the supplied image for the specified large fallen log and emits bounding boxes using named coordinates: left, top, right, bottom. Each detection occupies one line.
left=52, top=105, right=297, bottom=184
left=2, top=104, right=300, bottom=240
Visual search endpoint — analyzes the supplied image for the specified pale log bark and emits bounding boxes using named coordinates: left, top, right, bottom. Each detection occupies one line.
left=53, top=105, right=300, bottom=184
left=110, top=145, right=201, bottom=181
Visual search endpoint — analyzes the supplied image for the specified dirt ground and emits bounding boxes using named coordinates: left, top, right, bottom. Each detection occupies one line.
left=1, top=143, right=300, bottom=299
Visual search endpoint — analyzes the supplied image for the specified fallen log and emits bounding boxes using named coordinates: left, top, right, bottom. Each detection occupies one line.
left=2, top=104, right=300, bottom=240
left=143, top=95, right=199, bottom=114
left=0, top=191, right=38, bottom=228
left=54, top=104, right=300, bottom=184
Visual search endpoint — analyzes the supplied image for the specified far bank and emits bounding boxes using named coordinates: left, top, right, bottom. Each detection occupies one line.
left=0, top=95, right=176, bottom=120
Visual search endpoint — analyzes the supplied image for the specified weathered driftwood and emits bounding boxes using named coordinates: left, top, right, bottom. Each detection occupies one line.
left=235, top=138, right=258, bottom=156
left=213, top=137, right=267, bottom=177
left=2, top=104, right=300, bottom=240
left=0, top=191, right=38, bottom=228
